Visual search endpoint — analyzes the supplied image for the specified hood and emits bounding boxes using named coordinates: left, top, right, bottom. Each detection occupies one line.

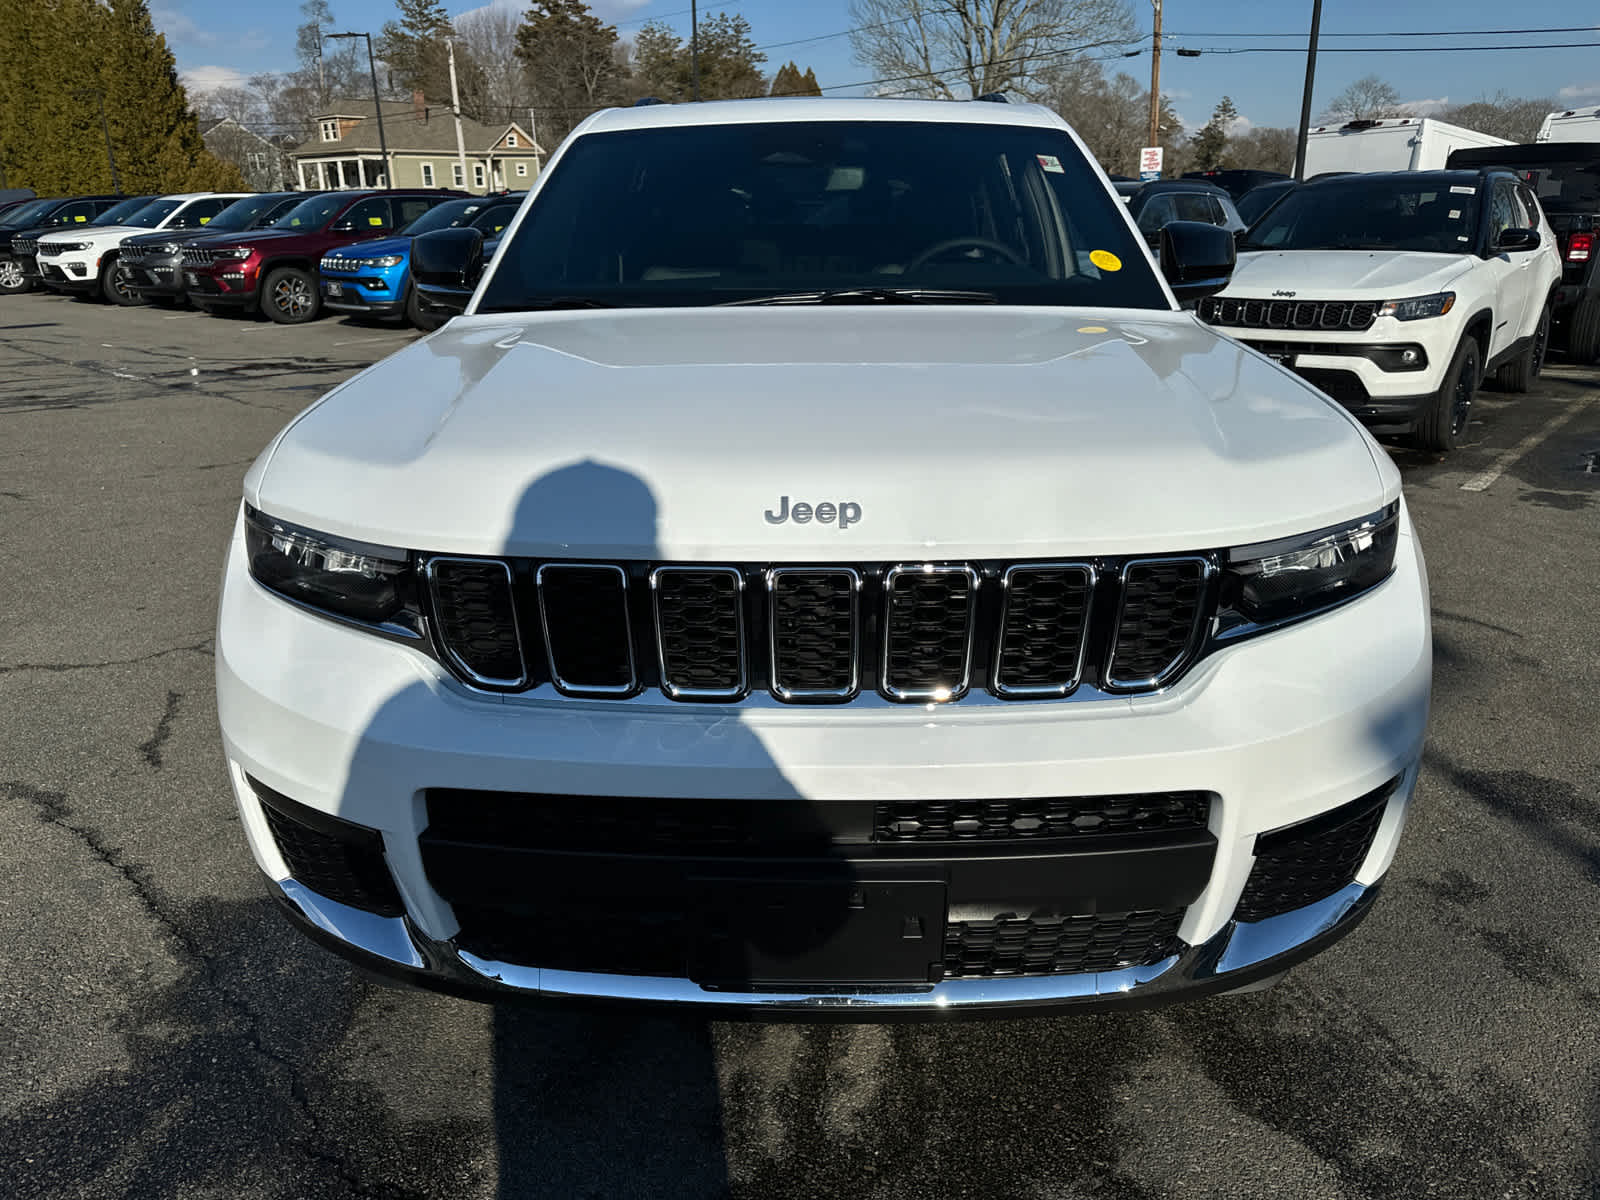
left=250, top=307, right=1392, bottom=562
left=325, top=235, right=409, bottom=259
left=1224, top=250, right=1473, bottom=299
left=198, top=228, right=315, bottom=249
left=40, top=224, right=140, bottom=245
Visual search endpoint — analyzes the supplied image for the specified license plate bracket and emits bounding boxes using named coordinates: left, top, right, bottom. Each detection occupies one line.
left=689, top=878, right=946, bottom=987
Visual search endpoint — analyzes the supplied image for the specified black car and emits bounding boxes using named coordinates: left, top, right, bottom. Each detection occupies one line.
left=1235, top=179, right=1298, bottom=227
left=1182, top=168, right=1292, bottom=201
left=1447, top=142, right=1600, bottom=362
left=1124, top=179, right=1247, bottom=249
left=0, top=194, right=127, bottom=294
left=119, top=192, right=321, bottom=305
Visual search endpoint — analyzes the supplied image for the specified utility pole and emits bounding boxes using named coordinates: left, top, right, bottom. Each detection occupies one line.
left=1293, top=0, right=1323, bottom=180
left=314, top=24, right=326, bottom=107
left=1147, top=0, right=1163, bottom=149
left=691, top=0, right=700, bottom=102
left=326, top=32, right=390, bottom=187
left=447, top=39, right=469, bottom=191
left=529, top=109, right=542, bottom=174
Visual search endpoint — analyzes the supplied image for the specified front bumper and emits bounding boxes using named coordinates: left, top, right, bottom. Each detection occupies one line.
left=217, top=510, right=1431, bottom=1013
left=183, top=265, right=259, bottom=306
left=37, top=258, right=99, bottom=292
left=322, top=276, right=405, bottom=316
left=125, top=261, right=185, bottom=298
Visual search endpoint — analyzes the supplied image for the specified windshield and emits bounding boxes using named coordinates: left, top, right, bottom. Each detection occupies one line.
left=1515, top=161, right=1600, bottom=214
left=124, top=198, right=184, bottom=228
left=479, top=121, right=1166, bottom=311
left=207, top=194, right=293, bottom=232
left=1, top=199, right=55, bottom=228
left=92, top=196, right=157, bottom=225
left=274, top=194, right=346, bottom=230
left=399, top=198, right=486, bottom=236
left=1235, top=183, right=1294, bottom=226
left=1244, top=178, right=1481, bottom=253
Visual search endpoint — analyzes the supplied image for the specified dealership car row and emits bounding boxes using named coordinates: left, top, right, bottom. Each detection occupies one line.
left=0, top=186, right=523, bottom=331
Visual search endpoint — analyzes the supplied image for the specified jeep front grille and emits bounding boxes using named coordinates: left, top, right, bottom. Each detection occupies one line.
left=35, top=242, right=68, bottom=258
left=11, top=237, right=35, bottom=256
left=1198, top=296, right=1378, bottom=332
left=181, top=247, right=218, bottom=266
left=423, top=555, right=1217, bottom=704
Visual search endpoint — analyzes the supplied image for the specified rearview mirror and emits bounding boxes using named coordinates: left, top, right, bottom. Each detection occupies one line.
left=1159, top=221, right=1236, bottom=306
left=1495, top=227, right=1540, bottom=252
left=413, top=227, right=485, bottom=317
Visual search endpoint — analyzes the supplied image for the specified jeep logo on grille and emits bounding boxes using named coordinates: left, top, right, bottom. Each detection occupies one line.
left=765, top=496, right=861, bottom=528
left=1272, top=289, right=1297, bottom=297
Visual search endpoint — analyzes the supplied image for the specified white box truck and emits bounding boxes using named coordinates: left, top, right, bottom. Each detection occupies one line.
left=1537, top=106, right=1600, bottom=143
left=1302, top=117, right=1510, bottom=175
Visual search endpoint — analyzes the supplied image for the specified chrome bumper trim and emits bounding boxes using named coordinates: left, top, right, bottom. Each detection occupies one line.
left=273, top=878, right=1377, bottom=1014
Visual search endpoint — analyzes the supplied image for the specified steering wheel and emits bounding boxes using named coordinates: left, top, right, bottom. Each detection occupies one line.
left=905, top=236, right=1026, bottom=272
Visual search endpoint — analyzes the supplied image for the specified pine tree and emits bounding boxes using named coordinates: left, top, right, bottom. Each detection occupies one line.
left=769, top=62, right=820, bottom=96
left=379, top=0, right=457, bottom=100
left=1188, top=95, right=1238, bottom=172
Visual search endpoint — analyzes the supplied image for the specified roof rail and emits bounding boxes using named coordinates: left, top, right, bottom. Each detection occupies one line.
left=633, top=97, right=669, bottom=107
left=975, top=92, right=1009, bottom=103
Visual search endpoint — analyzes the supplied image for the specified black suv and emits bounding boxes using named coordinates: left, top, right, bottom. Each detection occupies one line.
left=0, top=194, right=127, bottom=294
left=120, top=192, right=322, bottom=306
left=1448, top=142, right=1600, bottom=362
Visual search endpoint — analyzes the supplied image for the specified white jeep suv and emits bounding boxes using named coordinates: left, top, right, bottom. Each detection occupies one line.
left=216, top=98, right=1431, bottom=1016
left=1201, top=170, right=1563, bottom=451
left=34, top=191, right=245, bottom=304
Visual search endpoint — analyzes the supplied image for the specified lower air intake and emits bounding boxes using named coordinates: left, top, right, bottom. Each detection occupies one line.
left=944, top=909, right=1184, bottom=977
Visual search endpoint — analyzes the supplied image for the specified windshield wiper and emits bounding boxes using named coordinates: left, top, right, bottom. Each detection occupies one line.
left=720, top=287, right=999, bottom=307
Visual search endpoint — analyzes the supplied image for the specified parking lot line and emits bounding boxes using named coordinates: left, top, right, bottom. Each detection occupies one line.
left=1460, top=396, right=1597, bottom=492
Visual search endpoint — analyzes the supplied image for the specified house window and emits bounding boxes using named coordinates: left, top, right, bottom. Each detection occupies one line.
left=247, top=152, right=267, bottom=170
left=452, top=163, right=464, bottom=187
left=473, top=163, right=486, bottom=189
left=506, top=131, right=518, bottom=148
left=320, top=119, right=339, bottom=142
left=516, top=162, right=527, bottom=177
left=421, top=162, right=434, bottom=187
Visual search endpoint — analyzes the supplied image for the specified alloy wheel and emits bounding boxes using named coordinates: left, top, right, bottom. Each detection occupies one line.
left=1450, top=364, right=1474, bottom=437
left=274, top=276, right=312, bottom=318
left=0, top=259, right=22, bottom=289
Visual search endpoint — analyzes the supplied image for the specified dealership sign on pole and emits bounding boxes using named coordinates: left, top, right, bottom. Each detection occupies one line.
left=1139, top=146, right=1164, bottom=181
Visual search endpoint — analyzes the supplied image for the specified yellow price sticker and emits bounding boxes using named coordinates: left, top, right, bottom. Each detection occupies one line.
left=199, top=216, right=210, bottom=224
left=368, top=217, right=383, bottom=225
left=1089, top=249, right=1122, bottom=272
left=74, top=215, right=87, bottom=222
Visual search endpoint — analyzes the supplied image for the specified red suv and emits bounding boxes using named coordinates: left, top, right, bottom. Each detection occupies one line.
left=180, top=189, right=464, bottom=324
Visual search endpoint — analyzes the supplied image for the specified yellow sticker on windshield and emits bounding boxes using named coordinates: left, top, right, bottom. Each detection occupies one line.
left=1078, top=325, right=1108, bottom=334
left=199, top=216, right=210, bottom=224
left=369, top=217, right=383, bottom=225
left=1089, top=249, right=1122, bottom=272
left=74, top=215, right=86, bottom=222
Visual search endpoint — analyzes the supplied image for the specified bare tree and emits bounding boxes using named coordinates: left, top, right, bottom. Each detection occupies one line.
left=1041, top=57, right=1183, bottom=175
left=1322, top=75, right=1404, bottom=122
left=1437, top=92, right=1553, bottom=142
left=457, top=5, right=531, bottom=127
left=849, top=0, right=1137, bottom=101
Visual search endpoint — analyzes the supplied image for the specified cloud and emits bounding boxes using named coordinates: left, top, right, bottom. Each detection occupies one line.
left=153, top=7, right=266, bottom=52
left=1161, top=87, right=1192, bottom=101
left=455, top=0, right=650, bottom=19
left=181, top=65, right=252, bottom=95
left=1558, top=81, right=1600, bottom=101
left=1226, top=114, right=1253, bottom=135
left=1398, top=96, right=1449, bottom=116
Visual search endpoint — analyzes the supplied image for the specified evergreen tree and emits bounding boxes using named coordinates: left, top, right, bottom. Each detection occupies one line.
left=635, top=13, right=766, bottom=102
left=770, top=61, right=822, bottom=96
left=1189, top=95, right=1238, bottom=172
left=379, top=0, right=457, bottom=101
left=515, top=0, right=627, bottom=142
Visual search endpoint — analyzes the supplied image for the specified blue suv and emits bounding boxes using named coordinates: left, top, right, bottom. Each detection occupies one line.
left=319, top=193, right=524, bottom=326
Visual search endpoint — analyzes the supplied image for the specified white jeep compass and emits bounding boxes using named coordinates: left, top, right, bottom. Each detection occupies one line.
left=216, top=98, right=1431, bottom=1015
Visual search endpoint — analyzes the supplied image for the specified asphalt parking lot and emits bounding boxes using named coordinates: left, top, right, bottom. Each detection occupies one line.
left=2, top=292, right=1597, bottom=1200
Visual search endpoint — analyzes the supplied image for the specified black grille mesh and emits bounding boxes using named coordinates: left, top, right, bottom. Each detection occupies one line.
left=1201, top=297, right=1377, bottom=331
left=655, top=569, right=742, bottom=695
left=539, top=566, right=634, bottom=691
left=1235, top=781, right=1395, bottom=921
left=944, top=909, right=1184, bottom=977
left=429, top=560, right=523, bottom=684
left=884, top=570, right=973, bottom=696
left=1108, top=560, right=1207, bottom=687
left=875, top=793, right=1211, bottom=843
left=770, top=571, right=856, bottom=696
left=996, top=567, right=1092, bottom=692
left=258, top=794, right=403, bottom=917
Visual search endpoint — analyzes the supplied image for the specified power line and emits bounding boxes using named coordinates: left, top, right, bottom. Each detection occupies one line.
left=1164, top=24, right=1600, bottom=39
left=1169, top=41, right=1600, bottom=55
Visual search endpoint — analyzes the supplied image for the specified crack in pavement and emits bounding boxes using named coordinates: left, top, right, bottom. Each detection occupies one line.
left=138, top=690, right=182, bottom=768
left=5, top=779, right=415, bottom=1200
left=0, top=639, right=214, bottom=676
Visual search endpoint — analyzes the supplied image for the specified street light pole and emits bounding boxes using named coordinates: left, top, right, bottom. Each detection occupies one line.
left=1293, top=0, right=1324, bottom=181
left=325, top=32, right=391, bottom=187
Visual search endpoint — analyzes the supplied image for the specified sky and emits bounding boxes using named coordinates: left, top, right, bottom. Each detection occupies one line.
left=162, top=0, right=1600, bottom=136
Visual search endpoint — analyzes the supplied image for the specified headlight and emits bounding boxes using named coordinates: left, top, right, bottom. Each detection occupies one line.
left=244, top=506, right=417, bottom=627
left=1378, top=292, right=1454, bottom=321
left=345, top=255, right=404, bottom=269
left=1220, top=503, right=1399, bottom=628
left=52, top=241, right=90, bottom=252
left=216, top=246, right=253, bottom=260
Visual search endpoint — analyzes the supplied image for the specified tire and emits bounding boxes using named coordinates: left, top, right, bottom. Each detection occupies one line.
left=1413, top=338, right=1479, bottom=454
left=0, top=257, right=32, bottom=294
left=1494, top=303, right=1549, bottom=393
left=262, top=265, right=320, bottom=324
left=406, top=283, right=444, bottom=332
left=1569, top=294, right=1600, bottom=364
left=101, top=259, right=141, bottom=305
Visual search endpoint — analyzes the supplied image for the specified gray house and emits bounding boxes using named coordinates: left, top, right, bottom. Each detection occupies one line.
left=287, top=95, right=544, bottom=194
left=202, top=117, right=294, bottom=191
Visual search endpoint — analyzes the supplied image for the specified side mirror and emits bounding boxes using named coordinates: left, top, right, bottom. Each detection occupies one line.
left=413, top=227, right=485, bottom=317
left=1159, top=220, right=1236, bottom=306
left=1495, top=227, right=1539, bottom=252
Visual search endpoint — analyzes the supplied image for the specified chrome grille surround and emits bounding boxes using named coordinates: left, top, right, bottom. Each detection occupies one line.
left=992, top=562, right=1096, bottom=698
left=1199, top=296, right=1379, bottom=332
left=1104, top=556, right=1215, bottom=692
left=880, top=564, right=981, bottom=703
left=766, top=567, right=861, bottom=702
left=535, top=563, right=638, bottom=698
left=650, top=566, right=747, bottom=700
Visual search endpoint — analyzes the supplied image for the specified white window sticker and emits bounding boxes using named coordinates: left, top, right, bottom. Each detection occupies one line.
left=1451, top=185, right=1476, bottom=195
left=1448, top=209, right=1462, bottom=219
left=1037, top=154, right=1064, bottom=174
left=1458, top=236, right=1470, bottom=242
